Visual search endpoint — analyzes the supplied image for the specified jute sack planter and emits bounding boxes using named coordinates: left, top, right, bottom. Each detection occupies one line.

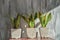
left=40, top=27, right=49, bottom=38
left=11, top=29, right=21, bottom=38
left=27, top=28, right=36, bottom=38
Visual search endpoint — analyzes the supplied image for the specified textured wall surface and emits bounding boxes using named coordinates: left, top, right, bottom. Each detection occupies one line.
left=0, top=0, right=60, bottom=40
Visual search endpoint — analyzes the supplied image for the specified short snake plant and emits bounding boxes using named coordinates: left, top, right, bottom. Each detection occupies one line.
left=10, top=13, right=21, bottom=29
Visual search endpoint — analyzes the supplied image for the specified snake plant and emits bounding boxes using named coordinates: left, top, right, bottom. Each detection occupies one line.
left=10, top=13, right=21, bottom=29
left=21, top=14, right=35, bottom=28
left=40, top=12, right=52, bottom=28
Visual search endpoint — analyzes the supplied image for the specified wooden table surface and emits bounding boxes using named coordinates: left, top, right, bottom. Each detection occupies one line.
left=9, top=38, right=54, bottom=40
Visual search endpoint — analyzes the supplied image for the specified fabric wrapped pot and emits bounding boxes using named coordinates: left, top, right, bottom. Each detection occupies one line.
left=27, top=28, right=36, bottom=38
left=40, top=27, right=49, bottom=38
left=11, top=29, right=21, bottom=38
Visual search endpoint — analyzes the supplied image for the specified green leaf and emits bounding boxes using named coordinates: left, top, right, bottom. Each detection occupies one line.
left=29, top=21, right=35, bottom=28
left=34, top=12, right=37, bottom=20
left=40, top=15, right=46, bottom=27
left=29, top=14, right=33, bottom=21
left=34, top=12, right=42, bottom=20
left=10, top=17, right=14, bottom=23
left=38, top=12, right=42, bottom=18
left=29, top=14, right=35, bottom=28
left=15, top=14, right=21, bottom=28
left=45, top=13, right=52, bottom=26
left=10, top=17, right=15, bottom=27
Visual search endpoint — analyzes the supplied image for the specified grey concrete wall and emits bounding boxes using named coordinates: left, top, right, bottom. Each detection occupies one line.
left=0, top=0, right=60, bottom=40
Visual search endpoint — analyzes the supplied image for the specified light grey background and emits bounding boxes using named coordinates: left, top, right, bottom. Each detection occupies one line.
left=0, top=0, right=60, bottom=40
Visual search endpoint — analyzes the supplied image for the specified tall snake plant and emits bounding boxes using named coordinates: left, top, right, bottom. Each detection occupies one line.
left=40, top=12, right=52, bottom=28
left=34, top=12, right=52, bottom=28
